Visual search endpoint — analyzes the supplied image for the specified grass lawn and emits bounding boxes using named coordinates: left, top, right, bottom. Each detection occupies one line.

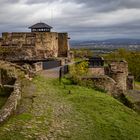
left=0, top=76, right=140, bottom=140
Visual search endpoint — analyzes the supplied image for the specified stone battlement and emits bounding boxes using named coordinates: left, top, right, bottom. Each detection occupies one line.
left=0, top=31, right=69, bottom=60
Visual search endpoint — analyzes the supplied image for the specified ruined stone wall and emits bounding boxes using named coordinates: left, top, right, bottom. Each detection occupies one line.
left=0, top=32, right=59, bottom=59
left=0, top=31, right=69, bottom=60
left=0, top=61, right=24, bottom=124
left=127, top=75, right=134, bottom=90
left=82, top=75, right=117, bottom=94
left=0, top=79, right=21, bottom=124
left=58, top=33, right=69, bottom=57
left=0, top=32, right=37, bottom=60
left=35, top=32, right=58, bottom=58
left=84, top=60, right=133, bottom=97
left=89, top=67, right=105, bottom=76
left=1, top=32, right=36, bottom=47
left=86, top=60, right=133, bottom=93
left=108, top=61, right=128, bottom=91
left=110, top=72, right=127, bottom=91
left=82, top=75, right=126, bottom=98
left=109, top=61, right=128, bottom=75
left=33, top=62, right=43, bottom=71
left=0, top=60, right=35, bottom=124
left=0, top=47, right=36, bottom=61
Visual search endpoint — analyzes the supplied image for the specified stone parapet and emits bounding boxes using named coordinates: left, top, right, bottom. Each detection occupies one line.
left=0, top=60, right=29, bottom=124
left=0, top=80, right=21, bottom=124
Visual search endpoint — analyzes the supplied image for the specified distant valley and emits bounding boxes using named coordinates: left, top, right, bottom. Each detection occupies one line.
left=70, top=38, right=140, bottom=54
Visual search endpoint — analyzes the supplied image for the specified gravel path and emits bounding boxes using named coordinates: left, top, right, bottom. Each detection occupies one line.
left=0, top=77, right=76, bottom=140
left=38, top=67, right=60, bottom=79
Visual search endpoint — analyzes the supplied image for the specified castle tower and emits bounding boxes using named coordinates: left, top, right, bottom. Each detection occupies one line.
left=29, top=22, right=53, bottom=32
left=109, top=60, right=128, bottom=91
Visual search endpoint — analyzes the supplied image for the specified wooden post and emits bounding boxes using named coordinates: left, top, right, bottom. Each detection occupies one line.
left=0, top=69, right=2, bottom=85
left=59, top=67, right=62, bottom=82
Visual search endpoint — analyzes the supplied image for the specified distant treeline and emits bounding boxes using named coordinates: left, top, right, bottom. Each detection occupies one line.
left=71, top=48, right=93, bottom=58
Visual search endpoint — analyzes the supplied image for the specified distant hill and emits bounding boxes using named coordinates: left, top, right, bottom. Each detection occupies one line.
left=70, top=38, right=140, bottom=46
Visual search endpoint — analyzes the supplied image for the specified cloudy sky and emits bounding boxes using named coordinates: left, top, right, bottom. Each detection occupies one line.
left=0, top=0, right=140, bottom=40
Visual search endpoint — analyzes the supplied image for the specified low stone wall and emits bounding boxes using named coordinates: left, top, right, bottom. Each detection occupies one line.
left=89, top=67, right=105, bottom=76
left=82, top=75, right=116, bottom=93
left=34, top=62, right=43, bottom=71
left=0, top=61, right=24, bottom=124
left=0, top=80, right=21, bottom=124
left=82, top=75, right=124, bottom=97
left=107, top=60, right=129, bottom=91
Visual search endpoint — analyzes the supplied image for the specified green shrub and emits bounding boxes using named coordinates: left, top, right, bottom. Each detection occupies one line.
left=67, top=61, right=106, bottom=92
left=69, top=61, right=89, bottom=84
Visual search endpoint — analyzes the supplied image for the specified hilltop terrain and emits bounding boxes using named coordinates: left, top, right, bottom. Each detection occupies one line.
left=0, top=75, right=140, bottom=140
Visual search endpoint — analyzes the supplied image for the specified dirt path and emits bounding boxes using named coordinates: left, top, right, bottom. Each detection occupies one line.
left=0, top=77, right=80, bottom=140
left=38, top=68, right=60, bottom=79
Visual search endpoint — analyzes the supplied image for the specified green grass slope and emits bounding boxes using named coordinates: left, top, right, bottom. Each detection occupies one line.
left=0, top=76, right=140, bottom=140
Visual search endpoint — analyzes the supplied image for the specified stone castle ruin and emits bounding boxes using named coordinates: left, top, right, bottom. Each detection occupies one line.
left=0, top=22, right=135, bottom=94
left=0, top=22, right=70, bottom=63
left=85, top=57, right=134, bottom=97
left=85, top=57, right=140, bottom=112
left=0, top=23, right=139, bottom=125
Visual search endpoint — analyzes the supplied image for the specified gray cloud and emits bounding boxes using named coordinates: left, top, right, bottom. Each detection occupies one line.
left=25, top=0, right=57, bottom=4
left=0, top=0, right=140, bottom=40
left=75, top=0, right=140, bottom=9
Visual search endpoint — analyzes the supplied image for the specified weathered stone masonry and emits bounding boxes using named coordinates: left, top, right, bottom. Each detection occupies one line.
left=0, top=32, right=69, bottom=60
left=107, top=61, right=129, bottom=91
left=0, top=22, right=72, bottom=71
left=0, top=61, right=30, bottom=124
left=84, top=59, right=134, bottom=97
left=0, top=80, right=21, bottom=124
